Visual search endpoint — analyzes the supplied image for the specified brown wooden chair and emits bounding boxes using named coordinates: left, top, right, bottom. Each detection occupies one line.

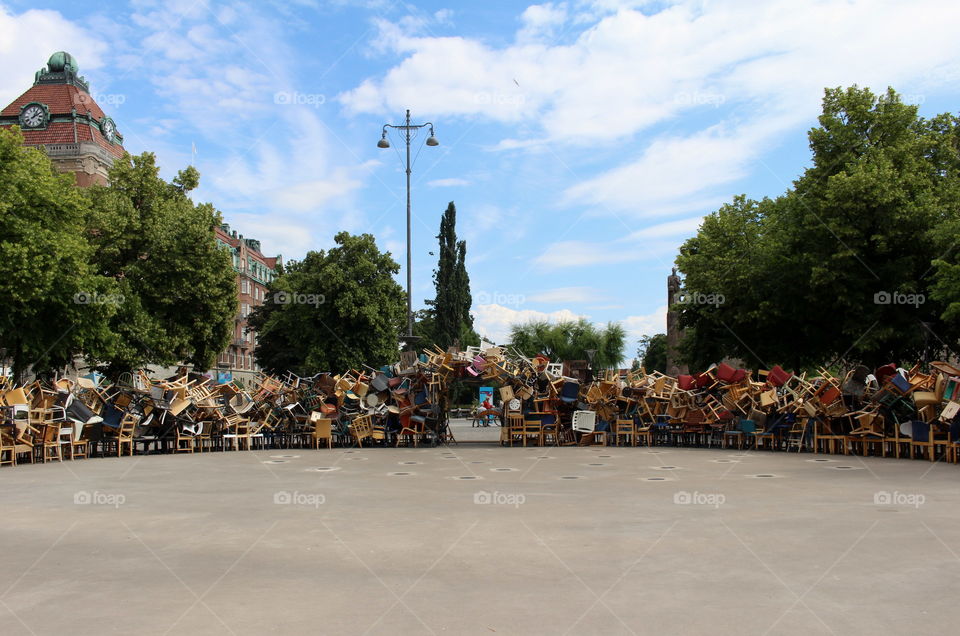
left=102, top=414, right=138, bottom=457
left=310, top=412, right=333, bottom=449
left=1, top=426, right=16, bottom=467
left=40, top=422, right=63, bottom=462
left=521, top=419, right=543, bottom=447
left=614, top=418, right=637, bottom=447
left=502, top=413, right=523, bottom=446
left=351, top=414, right=374, bottom=447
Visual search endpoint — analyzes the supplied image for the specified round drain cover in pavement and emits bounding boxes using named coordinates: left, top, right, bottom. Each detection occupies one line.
left=271, top=455, right=300, bottom=459
left=345, top=457, right=368, bottom=461
left=469, top=461, right=487, bottom=464
left=490, top=468, right=518, bottom=472
left=712, top=459, right=736, bottom=463
left=451, top=476, right=481, bottom=480
left=306, top=467, right=341, bottom=472
left=388, top=472, right=413, bottom=476
left=598, top=455, right=612, bottom=458
left=833, top=466, right=862, bottom=470
left=262, top=460, right=288, bottom=464
left=587, top=463, right=605, bottom=466
left=807, top=458, right=833, bottom=463
left=642, top=477, right=668, bottom=481
left=560, top=476, right=583, bottom=480
left=400, top=461, right=421, bottom=465
left=652, top=466, right=678, bottom=470
left=748, top=474, right=780, bottom=478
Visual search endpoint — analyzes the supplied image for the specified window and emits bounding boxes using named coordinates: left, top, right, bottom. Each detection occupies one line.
left=241, top=280, right=249, bottom=295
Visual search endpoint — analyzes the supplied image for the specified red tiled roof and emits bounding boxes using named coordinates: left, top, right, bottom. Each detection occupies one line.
left=2, top=83, right=105, bottom=118
left=1, top=83, right=125, bottom=158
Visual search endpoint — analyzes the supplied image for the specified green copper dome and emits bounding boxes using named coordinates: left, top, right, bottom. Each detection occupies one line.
left=47, top=51, right=77, bottom=73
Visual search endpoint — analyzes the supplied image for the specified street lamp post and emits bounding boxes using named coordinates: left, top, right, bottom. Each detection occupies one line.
left=378, top=109, right=439, bottom=345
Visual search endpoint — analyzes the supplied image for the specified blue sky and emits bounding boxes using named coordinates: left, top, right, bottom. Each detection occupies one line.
left=3, top=0, right=960, bottom=359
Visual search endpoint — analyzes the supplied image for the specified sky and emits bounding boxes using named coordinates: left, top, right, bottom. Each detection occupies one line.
left=3, top=0, right=960, bottom=360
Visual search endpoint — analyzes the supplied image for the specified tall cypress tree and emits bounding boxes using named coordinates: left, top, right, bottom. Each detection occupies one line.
left=427, top=202, right=477, bottom=349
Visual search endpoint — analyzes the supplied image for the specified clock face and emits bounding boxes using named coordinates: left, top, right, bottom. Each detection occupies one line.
left=101, top=118, right=116, bottom=142
left=21, top=105, right=45, bottom=128
left=508, top=398, right=520, bottom=411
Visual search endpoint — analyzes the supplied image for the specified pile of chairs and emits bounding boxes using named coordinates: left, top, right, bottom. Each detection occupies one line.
left=3, top=351, right=960, bottom=465
left=494, top=360, right=960, bottom=463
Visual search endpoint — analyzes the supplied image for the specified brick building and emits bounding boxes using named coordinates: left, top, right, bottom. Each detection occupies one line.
left=214, top=225, right=281, bottom=385
left=0, top=51, right=125, bottom=186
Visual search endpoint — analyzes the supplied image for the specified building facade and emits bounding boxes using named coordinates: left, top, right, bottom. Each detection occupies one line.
left=214, top=225, right=281, bottom=385
left=0, top=51, right=125, bottom=186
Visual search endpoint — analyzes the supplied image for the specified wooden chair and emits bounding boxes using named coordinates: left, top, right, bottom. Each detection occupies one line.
left=815, top=418, right=846, bottom=455
left=502, top=412, right=523, bottom=446
left=635, top=417, right=655, bottom=447
left=102, top=414, right=138, bottom=457
left=1, top=426, right=16, bottom=467
left=310, top=412, right=333, bottom=449
left=351, top=414, right=374, bottom=447
left=521, top=419, right=543, bottom=447
left=614, top=418, right=637, bottom=447
left=174, top=425, right=195, bottom=453
left=41, top=422, right=63, bottom=462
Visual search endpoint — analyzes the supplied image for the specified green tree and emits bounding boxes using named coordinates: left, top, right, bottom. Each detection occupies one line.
left=84, top=153, right=236, bottom=376
left=637, top=334, right=667, bottom=373
left=508, top=318, right=625, bottom=369
left=250, top=232, right=405, bottom=373
left=421, top=201, right=478, bottom=350
left=677, top=86, right=960, bottom=369
left=0, top=127, right=115, bottom=380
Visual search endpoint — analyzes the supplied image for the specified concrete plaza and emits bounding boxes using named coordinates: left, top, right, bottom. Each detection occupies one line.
left=2, top=432, right=959, bottom=635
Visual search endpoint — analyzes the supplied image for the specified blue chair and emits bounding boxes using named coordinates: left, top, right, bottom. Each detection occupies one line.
left=724, top=419, right=755, bottom=449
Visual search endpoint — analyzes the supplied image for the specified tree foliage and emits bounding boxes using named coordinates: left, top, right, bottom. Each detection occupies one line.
left=250, top=232, right=405, bottom=373
left=85, top=153, right=236, bottom=375
left=637, top=333, right=667, bottom=373
left=508, top=318, right=625, bottom=369
left=0, top=127, right=115, bottom=380
left=677, top=86, right=960, bottom=369
left=418, top=201, right=478, bottom=350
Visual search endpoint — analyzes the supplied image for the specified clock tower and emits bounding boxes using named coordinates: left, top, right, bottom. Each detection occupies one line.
left=0, top=51, right=125, bottom=186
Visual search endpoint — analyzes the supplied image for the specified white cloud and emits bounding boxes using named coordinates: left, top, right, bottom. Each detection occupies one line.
left=0, top=7, right=107, bottom=108
left=427, top=177, right=470, bottom=187
left=564, top=124, right=763, bottom=213
left=471, top=303, right=585, bottom=343
left=527, top=286, right=607, bottom=304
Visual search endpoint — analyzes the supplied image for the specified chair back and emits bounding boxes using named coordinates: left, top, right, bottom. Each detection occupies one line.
left=738, top=419, right=756, bottom=435
left=572, top=410, right=596, bottom=433
left=313, top=418, right=332, bottom=438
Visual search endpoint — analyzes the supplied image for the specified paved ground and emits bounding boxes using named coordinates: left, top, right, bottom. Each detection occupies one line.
left=2, top=440, right=959, bottom=635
